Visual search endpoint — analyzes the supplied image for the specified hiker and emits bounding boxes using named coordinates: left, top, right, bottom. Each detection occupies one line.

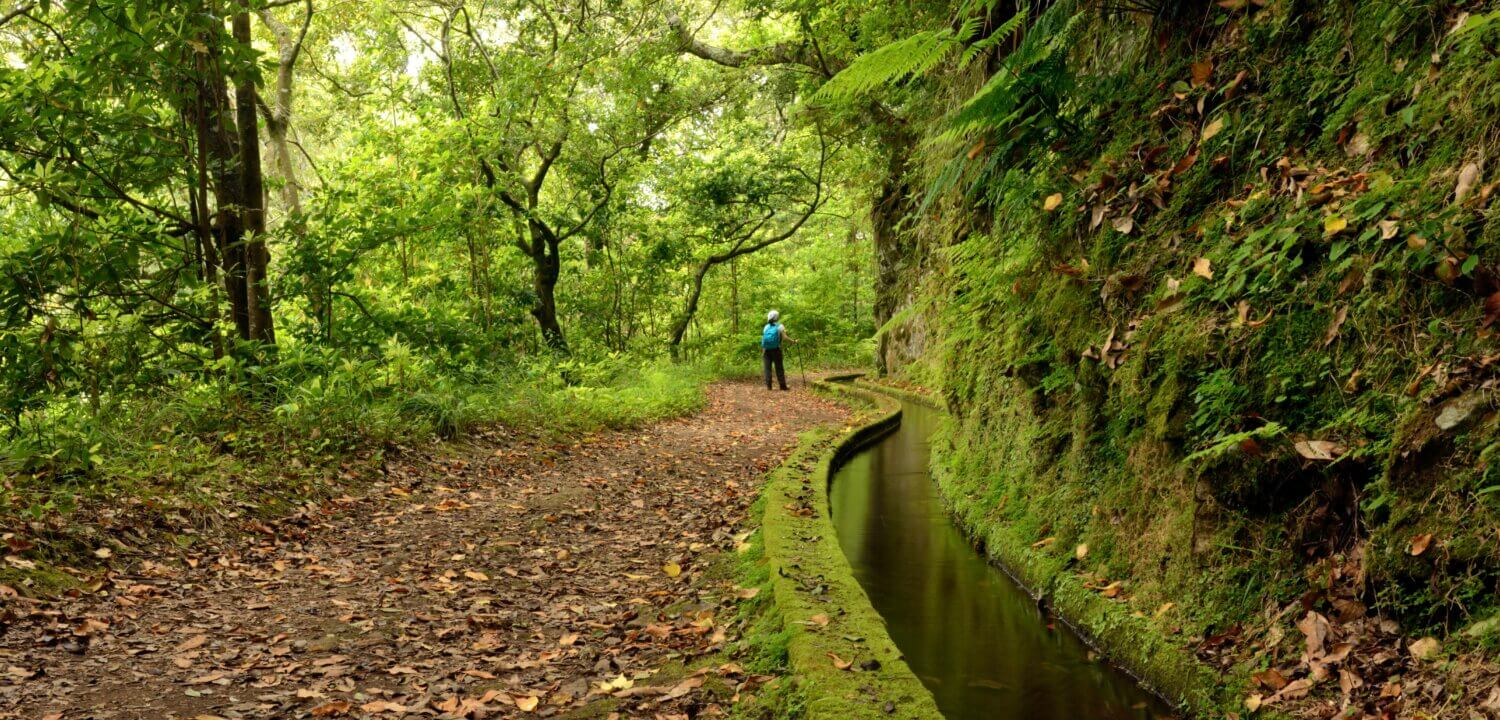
left=760, top=310, right=796, bottom=391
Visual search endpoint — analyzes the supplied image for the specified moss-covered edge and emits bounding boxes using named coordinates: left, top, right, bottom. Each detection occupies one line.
left=756, top=376, right=944, bottom=720
left=854, top=377, right=1238, bottom=718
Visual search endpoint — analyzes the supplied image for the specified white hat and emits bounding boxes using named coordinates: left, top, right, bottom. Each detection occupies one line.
left=767, top=310, right=780, bottom=322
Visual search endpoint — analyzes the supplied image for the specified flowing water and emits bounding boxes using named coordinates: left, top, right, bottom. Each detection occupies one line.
left=829, top=398, right=1176, bottom=720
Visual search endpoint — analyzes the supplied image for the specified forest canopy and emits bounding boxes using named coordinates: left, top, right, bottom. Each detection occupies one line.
left=0, top=0, right=901, bottom=481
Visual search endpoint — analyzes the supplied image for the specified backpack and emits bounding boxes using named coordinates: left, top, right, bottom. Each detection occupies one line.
left=760, top=323, right=781, bottom=350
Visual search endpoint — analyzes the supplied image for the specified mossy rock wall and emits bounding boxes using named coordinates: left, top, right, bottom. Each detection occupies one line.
left=898, top=0, right=1500, bottom=681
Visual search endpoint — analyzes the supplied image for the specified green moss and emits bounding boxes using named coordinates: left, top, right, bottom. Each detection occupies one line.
left=757, top=384, right=944, bottom=719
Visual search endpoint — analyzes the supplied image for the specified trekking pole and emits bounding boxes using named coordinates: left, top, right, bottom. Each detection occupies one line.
left=800, top=340, right=810, bottom=388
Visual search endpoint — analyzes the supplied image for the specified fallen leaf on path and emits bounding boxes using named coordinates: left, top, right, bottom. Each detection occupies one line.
left=516, top=695, right=540, bottom=712
left=1408, top=636, right=1441, bottom=660
left=827, top=652, right=853, bottom=670
left=662, top=562, right=682, bottom=578
left=1252, top=669, right=1289, bottom=690
left=1298, top=611, right=1330, bottom=657
left=1044, top=193, right=1063, bottom=211
left=309, top=701, right=352, bottom=717
left=359, top=701, right=407, bottom=714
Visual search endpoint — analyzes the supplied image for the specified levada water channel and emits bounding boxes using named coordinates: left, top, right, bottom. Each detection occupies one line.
left=828, top=394, right=1177, bottom=720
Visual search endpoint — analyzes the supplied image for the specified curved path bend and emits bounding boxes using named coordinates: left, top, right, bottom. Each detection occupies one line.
left=0, top=379, right=846, bottom=720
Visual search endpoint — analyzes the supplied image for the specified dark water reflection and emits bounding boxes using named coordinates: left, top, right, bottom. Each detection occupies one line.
left=829, top=400, right=1176, bottom=720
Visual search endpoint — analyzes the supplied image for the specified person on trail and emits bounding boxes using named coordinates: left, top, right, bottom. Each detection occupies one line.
left=760, top=310, right=796, bottom=391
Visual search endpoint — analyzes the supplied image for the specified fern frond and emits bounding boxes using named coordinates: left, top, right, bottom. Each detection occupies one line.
left=944, top=1, right=1080, bottom=138
left=814, top=30, right=961, bottom=102
left=958, top=11, right=1027, bottom=68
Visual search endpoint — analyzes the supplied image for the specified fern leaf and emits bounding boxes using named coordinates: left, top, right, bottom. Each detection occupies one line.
left=815, top=30, right=960, bottom=102
left=959, top=12, right=1027, bottom=68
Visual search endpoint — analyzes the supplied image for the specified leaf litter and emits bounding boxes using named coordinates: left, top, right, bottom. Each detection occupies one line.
left=0, top=379, right=847, bottom=719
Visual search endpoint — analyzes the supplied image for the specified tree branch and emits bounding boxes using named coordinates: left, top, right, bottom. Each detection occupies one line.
left=667, top=14, right=842, bottom=77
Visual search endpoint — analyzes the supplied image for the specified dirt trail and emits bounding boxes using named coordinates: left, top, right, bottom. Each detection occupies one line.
left=1, top=379, right=847, bottom=720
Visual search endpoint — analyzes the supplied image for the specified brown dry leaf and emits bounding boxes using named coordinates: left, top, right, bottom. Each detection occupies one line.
left=1192, top=257, right=1214, bottom=279
left=558, top=633, right=579, bottom=646
left=1031, top=536, right=1056, bottom=549
left=1244, top=693, right=1263, bottom=711
left=1090, top=205, right=1106, bottom=230
left=1075, top=543, right=1089, bottom=560
left=1379, top=219, right=1399, bottom=240
left=1251, top=668, right=1289, bottom=691
left=93, top=547, right=113, bottom=559
left=1190, top=60, right=1214, bottom=87
left=187, top=672, right=225, bottom=685
left=359, top=701, right=408, bottom=714
left=1455, top=161, right=1482, bottom=203
left=1171, top=151, right=1199, bottom=176
left=1099, top=581, right=1124, bottom=598
left=1292, top=440, right=1344, bottom=461
left=1043, top=193, right=1064, bottom=212
left=666, top=676, right=705, bottom=699
left=827, top=652, right=853, bottom=671
left=1322, top=306, right=1348, bottom=346
left=662, top=562, right=682, bottom=578
left=807, top=613, right=831, bottom=627
left=176, top=634, right=208, bottom=652
left=463, top=570, right=489, bottom=582
left=73, top=618, right=109, bottom=637
left=735, top=586, right=761, bottom=599
left=310, top=701, right=353, bottom=717
left=1112, top=215, right=1134, bottom=235
left=1297, top=611, right=1331, bottom=658
left=1153, top=602, right=1175, bottom=619
left=1273, top=678, right=1314, bottom=701
left=1407, top=532, right=1434, bottom=556
left=1338, top=668, right=1363, bottom=696
left=1408, top=636, right=1441, bottom=660
left=1201, top=117, right=1226, bottom=141
left=516, top=695, right=540, bottom=712
left=966, top=139, right=986, bottom=160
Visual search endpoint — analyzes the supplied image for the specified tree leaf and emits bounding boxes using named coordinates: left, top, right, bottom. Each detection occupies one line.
left=1043, top=193, right=1063, bottom=211
left=1407, top=532, right=1434, bottom=556
left=1201, top=117, right=1226, bottom=141
left=1192, top=257, right=1214, bottom=279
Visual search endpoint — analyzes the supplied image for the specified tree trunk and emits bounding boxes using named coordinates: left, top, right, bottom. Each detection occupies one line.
left=669, top=262, right=712, bottom=354
left=259, top=2, right=315, bottom=337
left=233, top=10, right=274, bottom=346
left=729, top=258, right=740, bottom=334
left=530, top=224, right=567, bottom=352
